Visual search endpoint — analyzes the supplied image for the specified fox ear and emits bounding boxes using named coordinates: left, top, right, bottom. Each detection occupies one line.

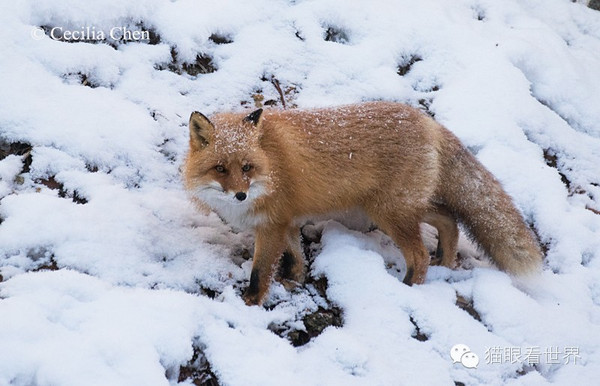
left=189, top=111, right=214, bottom=148
left=243, top=108, right=263, bottom=127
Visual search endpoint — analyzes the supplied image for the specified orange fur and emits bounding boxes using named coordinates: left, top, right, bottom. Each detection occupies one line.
left=184, top=102, right=543, bottom=305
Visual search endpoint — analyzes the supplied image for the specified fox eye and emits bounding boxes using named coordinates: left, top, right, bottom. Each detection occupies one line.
left=214, top=165, right=226, bottom=173
left=242, top=164, right=252, bottom=172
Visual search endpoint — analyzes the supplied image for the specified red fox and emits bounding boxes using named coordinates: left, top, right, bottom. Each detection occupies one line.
left=184, top=102, right=542, bottom=305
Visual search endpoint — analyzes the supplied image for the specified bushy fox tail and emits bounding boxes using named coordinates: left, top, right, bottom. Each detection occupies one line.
left=437, top=133, right=543, bottom=275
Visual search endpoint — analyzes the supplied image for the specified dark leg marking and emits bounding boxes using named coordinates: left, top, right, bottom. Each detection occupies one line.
left=435, top=239, right=444, bottom=260
left=247, top=268, right=260, bottom=296
left=403, top=267, right=414, bottom=285
left=278, top=251, right=294, bottom=280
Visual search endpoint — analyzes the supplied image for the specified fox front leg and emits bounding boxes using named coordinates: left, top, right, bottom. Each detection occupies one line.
left=276, top=226, right=306, bottom=290
left=243, top=224, right=289, bottom=306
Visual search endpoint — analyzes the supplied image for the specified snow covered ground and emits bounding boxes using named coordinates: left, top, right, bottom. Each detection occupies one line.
left=1, top=0, right=600, bottom=385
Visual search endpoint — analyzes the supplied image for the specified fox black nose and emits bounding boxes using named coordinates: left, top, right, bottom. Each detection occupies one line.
left=235, top=192, right=247, bottom=201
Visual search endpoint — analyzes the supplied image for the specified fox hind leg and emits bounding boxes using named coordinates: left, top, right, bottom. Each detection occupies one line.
left=375, top=217, right=431, bottom=285
left=423, top=205, right=459, bottom=269
left=397, top=231, right=430, bottom=285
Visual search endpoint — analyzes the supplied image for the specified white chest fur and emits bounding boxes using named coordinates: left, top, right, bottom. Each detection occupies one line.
left=194, top=181, right=267, bottom=230
left=211, top=199, right=265, bottom=230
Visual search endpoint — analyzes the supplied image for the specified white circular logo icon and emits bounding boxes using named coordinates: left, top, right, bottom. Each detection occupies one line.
left=30, top=27, right=45, bottom=41
left=450, top=344, right=479, bottom=369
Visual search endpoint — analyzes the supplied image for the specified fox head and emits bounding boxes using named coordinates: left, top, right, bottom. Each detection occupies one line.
left=184, top=108, right=271, bottom=214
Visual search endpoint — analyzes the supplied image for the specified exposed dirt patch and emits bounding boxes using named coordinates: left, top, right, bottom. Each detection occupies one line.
left=456, top=294, right=482, bottom=322
left=397, top=54, right=423, bottom=76
left=177, top=343, right=220, bottom=386
left=158, top=48, right=217, bottom=77
left=410, top=316, right=429, bottom=342
left=324, top=26, right=350, bottom=44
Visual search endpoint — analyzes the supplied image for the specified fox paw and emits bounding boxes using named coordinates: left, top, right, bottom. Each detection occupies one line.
left=277, top=278, right=303, bottom=291
left=243, top=269, right=265, bottom=306
left=242, top=289, right=263, bottom=306
left=430, top=257, right=443, bottom=266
